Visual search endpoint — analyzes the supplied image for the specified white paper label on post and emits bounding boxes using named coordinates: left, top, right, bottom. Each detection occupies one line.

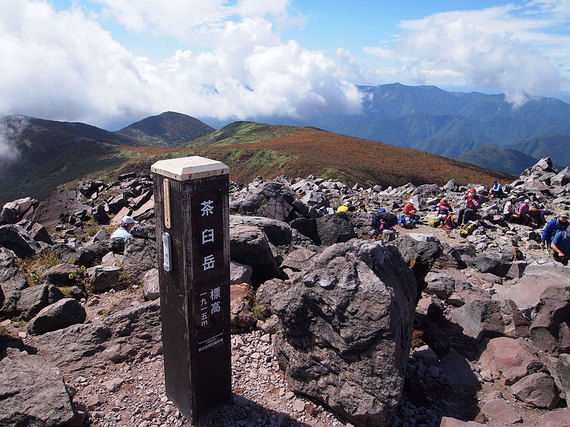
left=162, top=232, right=172, bottom=272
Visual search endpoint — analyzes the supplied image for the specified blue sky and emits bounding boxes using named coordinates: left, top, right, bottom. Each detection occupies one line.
left=0, top=0, right=568, bottom=130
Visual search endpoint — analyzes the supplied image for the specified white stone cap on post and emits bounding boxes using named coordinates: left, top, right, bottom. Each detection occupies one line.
left=151, top=156, right=230, bottom=181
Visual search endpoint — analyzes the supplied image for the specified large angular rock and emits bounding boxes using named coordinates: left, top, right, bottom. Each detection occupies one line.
left=315, top=212, right=356, bottom=246
left=40, top=263, right=80, bottom=287
left=32, top=190, right=88, bottom=228
left=0, top=224, right=46, bottom=258
left=470, top=252, right=513, bottom=277
left=394, top=234, right=442, bottom=300
left=255, top=278, right=289, bottom=318
left=32, top=300, right=161, bottom=372
left=2, top=284, right=64, bottom=320
left=230, top=261, right=253, bottom=285
left=558, top=354, right=570, bottom=407
left=450, top=299, right=529, bottom=340
left=479, top=337, right=543, bottom=385
left=87, top=265, right=122, bottom=292
left=480, top=398, right=522, bottom=424
left=0, top=348, right=76, bottom=426
left=27, top=298, right=87, bottom=335
left=230, top=225, right=281, bottom=285
left=122, top=237, right=157, bottom=281
left=511, top=372, right=559, bottom=409
left=273, top=240, right=417, bottom=426
left=77, top=238, right=124, bottom=267
left=230, top=215, right=293, bottom=246
left=494, top=261, right=569, bottom=317
left=529, top=284, right=570, bottom=353
left=142, top=268, right=160, bottom=301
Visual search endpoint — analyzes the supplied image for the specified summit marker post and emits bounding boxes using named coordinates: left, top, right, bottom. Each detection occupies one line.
left=151, top=156, right=231, bottom=422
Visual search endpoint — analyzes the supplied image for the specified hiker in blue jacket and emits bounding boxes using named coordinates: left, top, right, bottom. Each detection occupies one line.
left=542, top=212, right=569, bottom=252
left=551, top=229, right=570, bottom=266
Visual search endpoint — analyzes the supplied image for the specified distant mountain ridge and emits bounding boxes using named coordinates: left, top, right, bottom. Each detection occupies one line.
left=249, top=83, right=570, bottom=166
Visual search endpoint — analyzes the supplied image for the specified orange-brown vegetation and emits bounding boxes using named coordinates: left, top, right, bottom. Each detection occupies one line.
left=111, top=124, right=513, bottom=188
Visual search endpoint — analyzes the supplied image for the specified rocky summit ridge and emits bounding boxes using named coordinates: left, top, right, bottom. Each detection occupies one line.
left=0, top=157, right=569, bottom=426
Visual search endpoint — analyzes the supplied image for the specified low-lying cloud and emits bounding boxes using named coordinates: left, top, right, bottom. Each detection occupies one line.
left=0, top=116, right=27, bottom=164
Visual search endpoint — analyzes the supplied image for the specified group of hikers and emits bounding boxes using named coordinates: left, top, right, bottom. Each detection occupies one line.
left=367, top=181, right=569, bottom=266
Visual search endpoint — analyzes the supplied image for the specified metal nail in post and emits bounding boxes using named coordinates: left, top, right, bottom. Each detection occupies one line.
left=151, top=156, right=231, bottom=423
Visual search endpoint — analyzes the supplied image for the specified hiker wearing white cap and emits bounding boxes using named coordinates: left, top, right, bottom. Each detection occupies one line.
left=111, top=216, right=138, bottom=240
left=502, top=195, right=516, bottom=222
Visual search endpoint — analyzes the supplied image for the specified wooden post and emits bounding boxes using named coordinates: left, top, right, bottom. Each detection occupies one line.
left=151, top=156, right=231, bottom=422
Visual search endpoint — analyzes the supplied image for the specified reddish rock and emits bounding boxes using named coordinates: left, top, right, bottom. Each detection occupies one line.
left=539, top=408, right=570, bottom=426
left=440, top=417, right=483, bottom=426
left=230, top=283, right=257, bottom=328
left=511, top=372, right=559, bottom=409
left=479, top=337, right=543, bottom=385
left=481, top=398, right=522, bottom=424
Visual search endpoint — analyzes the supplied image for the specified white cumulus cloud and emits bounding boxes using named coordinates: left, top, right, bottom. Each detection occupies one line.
left=0, top=0, right=362, bottom=127
left=365, top=0, right=568, bottom=105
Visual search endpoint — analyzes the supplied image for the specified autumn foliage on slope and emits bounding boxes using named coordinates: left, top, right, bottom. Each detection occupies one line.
left=103, top=123, right=513, bottom=189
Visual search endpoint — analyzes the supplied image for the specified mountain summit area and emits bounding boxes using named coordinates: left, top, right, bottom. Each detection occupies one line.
left=0, top=155, right=569, bottom=426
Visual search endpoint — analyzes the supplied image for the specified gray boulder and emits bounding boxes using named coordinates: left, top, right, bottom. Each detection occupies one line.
left=122, top=237, right=157, bottom=281
left=450, top=299, right=529, bottom=340
left=529, top=284, right=570, bottom=353
left=230, top=261, right=253, bottom=285
left=142, top=268, right=160, bottom=301
left=40, top=263, right=80, bottom=287
left=77, top=238, right=124, bottom=267
left=0, top=348, right=76, bottom=426
left=230, top=283, right=257, bottom=329
left=315, top=212, right=356, bottom=246
left=230, top=215, right=293, bottom=246
left=27, top=298, right=87, bottom=335
left=256, top=278, right=290, bottom=318
left=230, top=225, right=281, bottom=285
left=0, top=224, right=46, bottom=258
left=557, top=354, right=570, bottom=407
left=273, top=240, right=416, bottom=426
left=470, top=251, right=513, bottom=277
left=87, top=265, right=122, bottom=292
left=394, top=234, right=442, bottom=300
left=2, top=284, right=64, bottom=320
left=32, top=300, right=161, bottom=372
left=511, top=372, right=559, bottom=409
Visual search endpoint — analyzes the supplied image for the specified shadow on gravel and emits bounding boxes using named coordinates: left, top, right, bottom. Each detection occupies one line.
left=191, top=394, right=311, bottom=427
left=402, top=312, right=483, bottom=424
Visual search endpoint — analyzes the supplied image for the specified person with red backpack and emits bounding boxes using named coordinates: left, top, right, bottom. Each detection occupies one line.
left=456, top=188, right=480, bottom=226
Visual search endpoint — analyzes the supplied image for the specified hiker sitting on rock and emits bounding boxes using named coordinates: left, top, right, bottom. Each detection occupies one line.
left=456, top=188, right=480, bottom=226
left=528, top=204, right=545, bottom=228
left=435, top=198, right=454, bottom=229
left=502, top=195, right=516, bottom=222
left=111, top=215, right=137, bottom=240
left=399, top=200, right=420, bottom=228
left=551, top=229, right=570, bottom=266
left=490, top=180, right=504, bottom=198
left=542, top=212, right=569, bottom=252
left=517, top=199, right=531, bottom=226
